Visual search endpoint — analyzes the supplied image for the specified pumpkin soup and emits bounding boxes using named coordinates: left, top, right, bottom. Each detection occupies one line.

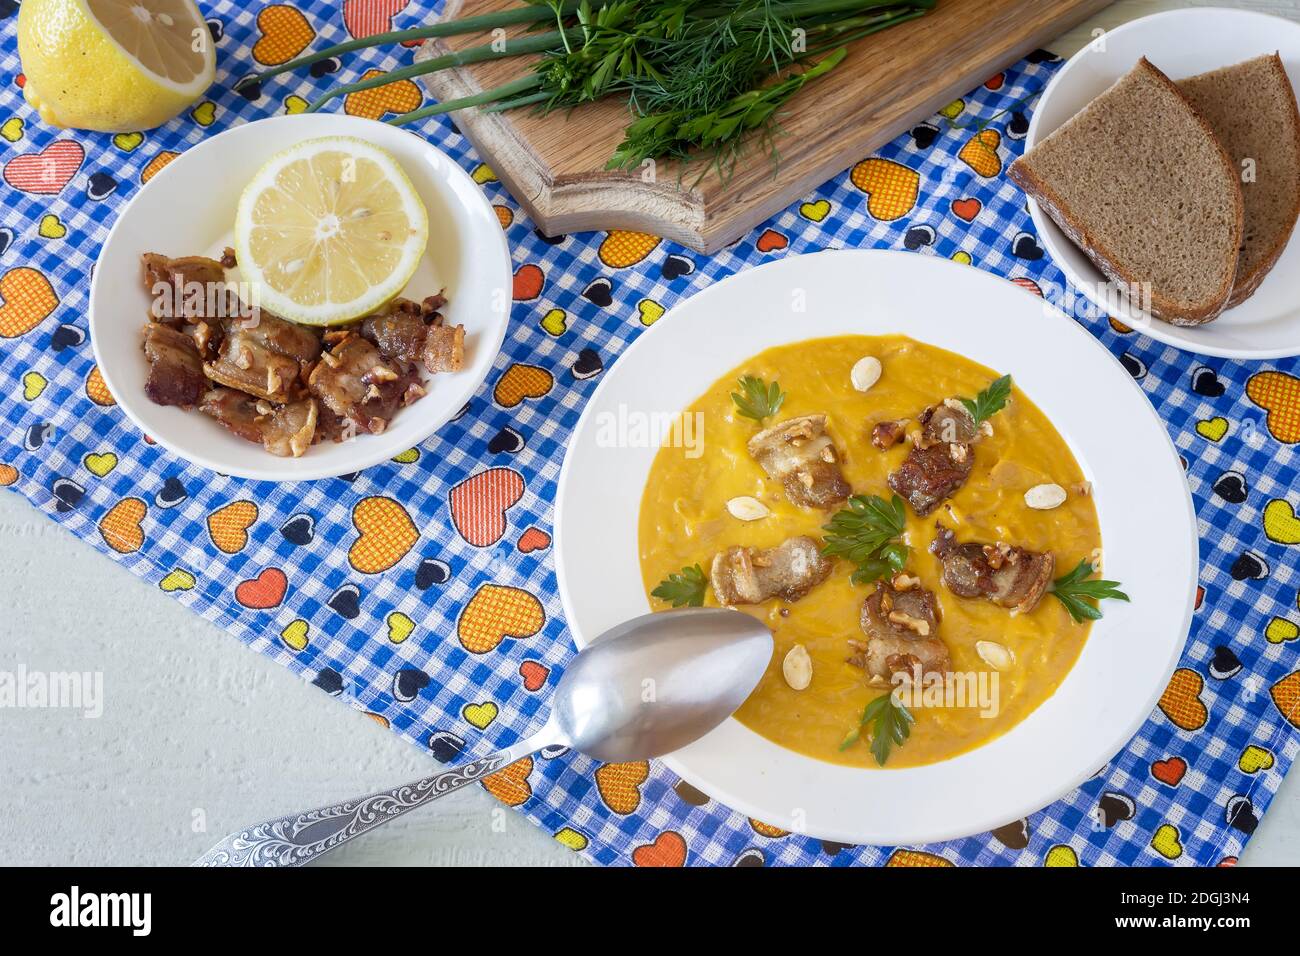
left=637, top=335, right=1108, bottom=769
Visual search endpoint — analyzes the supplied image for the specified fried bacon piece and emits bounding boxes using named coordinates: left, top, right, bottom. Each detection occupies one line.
left=142, top=323, right=207, bottom=408
left=140, top=253, right=232, bottom=324
left=747, top=414, right=851, bottom=509
left=203, top=313, right=321, bottom=403
left=849, top=577, right=951, bottom=685
left=199, top=387, right=318, bottom=458
left=709, top=536, right=833, bottom=606
left=423, top=323, right=465, bottom=373
left=887, top=400, right=980, bottom=515
left=361, top=299, right=428, bottom=363
left=307, top=334, right=423, bottom=436
left=930, top=522, right=1055, bottom=614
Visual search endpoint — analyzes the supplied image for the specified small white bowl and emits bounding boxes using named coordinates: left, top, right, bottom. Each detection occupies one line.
left=90, top=113, right=512, bottom=481
left=1025, top=7, right=1300, bottom=359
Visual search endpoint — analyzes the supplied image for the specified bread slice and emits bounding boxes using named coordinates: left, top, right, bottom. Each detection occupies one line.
left=1178, top=54, right=1300, bottom=308
left=1009, top=58, right=1243, bottom=326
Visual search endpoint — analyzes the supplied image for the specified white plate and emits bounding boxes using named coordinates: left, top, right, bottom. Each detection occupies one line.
left=1025, top=7, right=1300, bottom=359
left=90, top=114, right=511, bottom=481
left=554, top=250, right=1197, bottom=846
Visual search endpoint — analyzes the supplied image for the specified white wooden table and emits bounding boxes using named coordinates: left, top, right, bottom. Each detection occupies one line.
left=2, top=0, right=1298, bottom=867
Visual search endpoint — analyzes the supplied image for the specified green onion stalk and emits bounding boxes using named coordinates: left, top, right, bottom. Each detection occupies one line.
left=240, top=0, right=938, bottom=173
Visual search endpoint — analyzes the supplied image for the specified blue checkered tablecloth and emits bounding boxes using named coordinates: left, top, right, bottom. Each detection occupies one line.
left=2, top=0, right=1298, bottom=866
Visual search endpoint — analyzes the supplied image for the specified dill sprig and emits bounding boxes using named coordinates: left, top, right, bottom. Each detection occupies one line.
left=821, top=494, right=909, bottom=585
left=248, top=0, right=936, bottom=175
left=840, top=690, right=914, bottom=765
left=1050, top=558, right=1130, bottom=623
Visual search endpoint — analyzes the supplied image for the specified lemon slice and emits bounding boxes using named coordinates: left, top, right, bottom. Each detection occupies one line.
left=234, top=137, right=430, bottom=326
left=18, top=0, right=216, bottom=131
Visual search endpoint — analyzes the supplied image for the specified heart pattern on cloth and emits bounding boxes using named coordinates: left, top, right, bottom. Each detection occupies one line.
left=1271, top=671, right=1300, bottom=728
left=1239, top=745, right=1274, bottom=774
left=516, top=526, right=550, bottom=553
left=21, top=371, right=46, bottom=401
left=342, top=0, right=411, bottom=38
left=1150, top=824, right=1183, bottom=860
left=1158, top=668, right=1209, bottom=731
left=343, top=69, right=421, bottom=119
left=482, top=756, right=532, bottom=806
left=887, top=848, right=955, bottom=867
left=348, top=496, right=418, bottom=573
left=251, top=4, right=316, bottom=65
left=0, top=267, right=59, bottom=338
left=386, top=611, right=415, bottom=644
left=98, top=498, right=146, bottom=554
left=493, top=363, right=552, bottom=408
left=3, top=140, right=84, bottom=194
left=235, top=567, right=288, bottom=610
left=632, top=831, right=687, bottom=867
left=636, top=298, right=665, bottom=326
left=1043, top=845, right=1078, bottom=867
left=850, top=158, right=920, bottom=220
left=85, top=366, right=115, bottom=406
left=554, top=827, right=588, bottom=851
left=37, top=214, right=66, bottom=239
left=159, top=569, right=196, bottom=593
left=449, top=467, right=525, bottom=547
left=1196, top=417, right=1228, bottom=442
left=598, top=230, right=659, bottom=269
left=1263, top=499, right=1300, bottom=544
left=462, top=700, right=498, bottom=729
left=1246, top=371, right=1300, bottom=443
left=280, top=619, right=310, bottom=651
left=207, top=500, right=258, bottom=554
left=799, top=199, right=831, bottom=222
left=457, top=583, right=544, bottom=653
left=518, top=660, right=549, bottom=692
left=957, top=129, right=1002, bottom=177
left=512, top=263, right=544, bottom=301
left=1151, top=756, right=1187, bottom=787
left=951, top=197, right=981, bottom=222
left=83, top=452, right=117, bottom=477
left=595, top=761, right=649, bottom=815
left=755, top=228, right=788, bottom=253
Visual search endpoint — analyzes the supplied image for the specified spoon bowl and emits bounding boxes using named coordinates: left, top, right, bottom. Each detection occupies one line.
left=551, top=608, right=774, bottom=761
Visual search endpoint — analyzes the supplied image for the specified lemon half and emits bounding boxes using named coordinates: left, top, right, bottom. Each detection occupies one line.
left=18, top=0, right=216, bottom=132
left=235, top=137, right=430, bottom=326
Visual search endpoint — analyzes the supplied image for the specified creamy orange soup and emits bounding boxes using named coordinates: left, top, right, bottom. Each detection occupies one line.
left=638, top=335, right=1102, bottom=768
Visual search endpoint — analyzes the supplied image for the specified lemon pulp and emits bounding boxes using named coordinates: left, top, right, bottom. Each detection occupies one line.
left=234, top=137, right=430, bottom=326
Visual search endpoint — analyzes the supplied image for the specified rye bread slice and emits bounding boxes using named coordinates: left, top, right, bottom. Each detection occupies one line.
left=1178, top=53, right=1300, bottom=308
left=1008, top=58, right=1243, bottom=327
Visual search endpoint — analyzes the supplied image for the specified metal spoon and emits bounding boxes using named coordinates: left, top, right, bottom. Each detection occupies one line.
left=193, top=608, right=772, bottom=866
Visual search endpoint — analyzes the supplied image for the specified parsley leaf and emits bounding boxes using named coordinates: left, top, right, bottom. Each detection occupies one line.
left=1049, top=558, right=1130, bottom=623
left=839, top=690, right=915, bottom=766
left=821, top=494, right=909, bottom=585
left=959, top=373, right=1012, bottom=425
left=651, top=564, right=707, bottom=607
left=731, top=375, right=786, bottom=423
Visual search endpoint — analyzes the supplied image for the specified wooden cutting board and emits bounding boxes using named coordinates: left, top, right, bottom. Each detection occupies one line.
left=416, top=0, right=1111, bottom=252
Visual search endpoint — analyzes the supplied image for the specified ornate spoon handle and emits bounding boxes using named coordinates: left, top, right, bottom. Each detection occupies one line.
left=193, top=727, right=555, bottom=867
